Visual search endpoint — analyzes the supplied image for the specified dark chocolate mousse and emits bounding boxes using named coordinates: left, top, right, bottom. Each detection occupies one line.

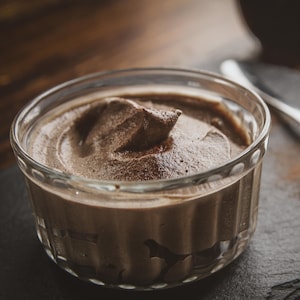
left=29, top=95, right=248, bottom=181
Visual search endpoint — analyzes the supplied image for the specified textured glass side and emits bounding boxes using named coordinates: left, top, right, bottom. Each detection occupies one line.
left=23, top=161, right=262, bottom=290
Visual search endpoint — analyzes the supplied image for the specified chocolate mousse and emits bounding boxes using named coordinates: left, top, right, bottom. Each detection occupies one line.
left=29, top=95, right=249, bottom=181
left=25, top=91, right=258, bottom=288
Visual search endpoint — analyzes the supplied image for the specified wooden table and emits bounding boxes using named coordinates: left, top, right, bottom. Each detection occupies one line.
left=1, top=0, right=253, bottom=170
left=1, top=1, right=300, bottom=299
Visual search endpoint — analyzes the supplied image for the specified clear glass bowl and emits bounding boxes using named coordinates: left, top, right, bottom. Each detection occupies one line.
left=10, top=68, right=271, bottom=290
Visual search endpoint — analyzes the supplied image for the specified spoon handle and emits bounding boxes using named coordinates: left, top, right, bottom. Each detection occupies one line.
left=220, top=59, right=300, bottom=132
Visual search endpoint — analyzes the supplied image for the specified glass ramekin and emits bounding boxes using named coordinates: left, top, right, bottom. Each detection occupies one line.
left=10, top=68, right=270, bottom=290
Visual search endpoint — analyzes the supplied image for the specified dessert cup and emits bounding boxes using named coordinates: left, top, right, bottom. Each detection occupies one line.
left=10, top=68, right=271, bottom=290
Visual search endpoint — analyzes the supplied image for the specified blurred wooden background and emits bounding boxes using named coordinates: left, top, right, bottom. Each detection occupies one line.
left=0, top=0, right=253, bottom=169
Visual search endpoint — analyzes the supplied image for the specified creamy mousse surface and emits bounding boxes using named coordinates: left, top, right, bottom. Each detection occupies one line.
left=29, top=94, right=249, bottom=181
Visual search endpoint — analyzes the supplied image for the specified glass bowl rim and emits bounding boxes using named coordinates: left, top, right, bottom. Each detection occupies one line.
left=10, top=67, right=271, bottom=193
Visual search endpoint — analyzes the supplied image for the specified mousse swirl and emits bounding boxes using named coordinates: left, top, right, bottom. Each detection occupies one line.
left=30, top=95, right=248, bottom=181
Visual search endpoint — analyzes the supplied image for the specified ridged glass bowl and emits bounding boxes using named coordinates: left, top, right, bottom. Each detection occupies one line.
left=10, top=68, right=270, bottom=290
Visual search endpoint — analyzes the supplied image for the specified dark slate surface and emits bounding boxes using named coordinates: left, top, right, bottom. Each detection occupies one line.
left=1, top=64, right=300, bottom=299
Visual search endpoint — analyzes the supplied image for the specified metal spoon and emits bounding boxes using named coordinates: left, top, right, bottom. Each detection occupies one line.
left=220, top=59, right=300, bottom=136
